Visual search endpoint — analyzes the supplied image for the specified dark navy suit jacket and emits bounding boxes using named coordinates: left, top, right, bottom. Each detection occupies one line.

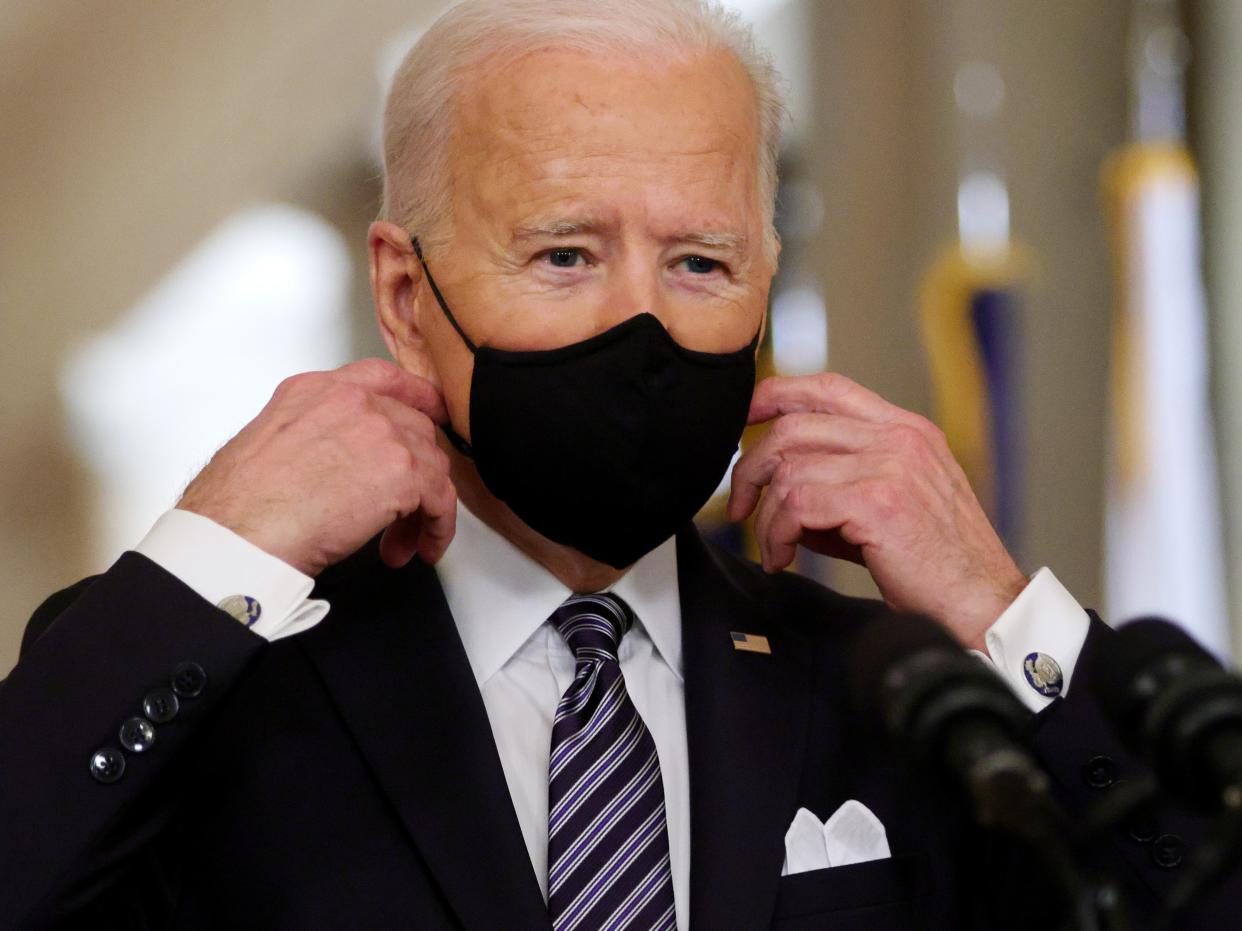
left=0, top=528, right=1237, bottom=929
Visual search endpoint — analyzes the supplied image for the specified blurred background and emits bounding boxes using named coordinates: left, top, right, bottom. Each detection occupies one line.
left=2, top=0, right=1239, bottom=675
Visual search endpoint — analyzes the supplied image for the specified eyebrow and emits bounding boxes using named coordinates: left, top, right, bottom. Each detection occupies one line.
left=679, top=231, right=747, bottom=252
left=512, top=220, right=747, bottom=253
left=512, top=219, right=616, bottom=241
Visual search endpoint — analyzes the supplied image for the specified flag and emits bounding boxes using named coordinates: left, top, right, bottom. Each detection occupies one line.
left=1101, top=143, right=1230, bottom=657
left=730, top=631, right=772, bottom=654
left=920, top=246, right=1028, bottom=549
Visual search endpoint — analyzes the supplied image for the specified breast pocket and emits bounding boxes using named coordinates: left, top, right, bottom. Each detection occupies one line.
left=771, top=855, right=933, bottom=930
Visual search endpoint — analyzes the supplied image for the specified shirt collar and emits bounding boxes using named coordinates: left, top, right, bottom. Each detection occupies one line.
left=434, top=501, right=683, bottom=687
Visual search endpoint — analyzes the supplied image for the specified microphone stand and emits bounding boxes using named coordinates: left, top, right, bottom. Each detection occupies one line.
left=1164, top=785, right=1242, bottom=924
left=1072, top=769, right=1242, bottom=928
left=951, top=724, right=1131, bottom=931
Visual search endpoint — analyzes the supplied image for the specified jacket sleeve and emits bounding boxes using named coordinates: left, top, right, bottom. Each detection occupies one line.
left=1027, top=613, right=1242, bottom=927
left=0, top=551, right=266, bottom=930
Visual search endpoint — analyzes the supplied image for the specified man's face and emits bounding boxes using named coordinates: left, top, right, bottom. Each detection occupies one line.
left=413, top=46, right=774, bottom=441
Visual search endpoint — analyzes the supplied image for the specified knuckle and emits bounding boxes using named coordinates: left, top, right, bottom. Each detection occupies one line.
left=815, top=371, right=850, bottom=397
left=438, top=478, right=459, bottom=512
left=784, top=482, right=810, bottom=518
left=907, top=412, right=936, bottom=434
left=865, top=480, right=903, bottom=519
left=430, top=445, right=451, bottom=474
left=361, top=409, right=398, bottom=443
left=889, top=422, right=925, bottom=455
left=772, top=458, right=796, bottom=489
left=920, top=417, right=948, bottom=448
left=400, top=448, right=423, bottom=479
left=770, top=414, right=803, bottom=442
left=416, top=414, right=439, bottom=441
left=354, top=357, right=397, bottom=382
left=391, top=488, right=415, bottom=519
left=376, top=437, right=415, bottom=473
left=434, top=466, right=454, bottom=496
left=275, top=371, right=317, bottom=399
left=330, top=381, right=370, bottom=411
left=879, top=452, right=908, bottom=480
left=396, top=485, right=423, bottom=518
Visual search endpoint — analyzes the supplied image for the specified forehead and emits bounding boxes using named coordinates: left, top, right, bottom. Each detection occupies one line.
left=449, top=46, right=761, bottom=229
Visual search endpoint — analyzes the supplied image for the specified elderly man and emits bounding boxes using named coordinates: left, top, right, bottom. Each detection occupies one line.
left=1, top=1, right=1233, bottom=929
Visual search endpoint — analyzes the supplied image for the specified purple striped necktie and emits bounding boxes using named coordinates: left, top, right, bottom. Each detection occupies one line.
left=546, top=592, right=677, bottom=931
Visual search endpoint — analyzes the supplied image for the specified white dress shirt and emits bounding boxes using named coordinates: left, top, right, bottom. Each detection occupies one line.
left=134, top=505, right=1092, bottom=928
left=433, top=504, right=689, bottom=926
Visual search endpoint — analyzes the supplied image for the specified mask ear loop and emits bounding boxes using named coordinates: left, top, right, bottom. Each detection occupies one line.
left=409, top=235, right=476, bottom=458
left=411, top=236, right=478, bottom=354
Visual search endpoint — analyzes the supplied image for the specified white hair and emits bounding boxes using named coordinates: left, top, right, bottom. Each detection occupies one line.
left=380, top=0, right=787, bottom=260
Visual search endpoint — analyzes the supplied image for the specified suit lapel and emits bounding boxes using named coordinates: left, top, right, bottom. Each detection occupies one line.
left=298, top=545, right=551, bottom=931
left=678, top=530, right=813, bottom=931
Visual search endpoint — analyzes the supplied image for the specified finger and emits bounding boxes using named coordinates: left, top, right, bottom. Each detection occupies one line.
left=727, top=414, right=880, bottom=521
left=391, top=433, right=457, bottom=563
left=412, top=469, right=457, bottom=563
left=758, top=480, right=867, bottom=574
left=748, top=372, right=922, bottom=429
left=752, top=472, right=794, bottom=572
left=374, top=395, right=438, bottom=445
left=379, top=514, right=423, bottom=568
left=333, top=358, right=449, bottom=425
left=378, top=467, right=457, bottom=567
left=751, top=459, right=862, bottom=570
left=800, top=528, right=865, bottom=565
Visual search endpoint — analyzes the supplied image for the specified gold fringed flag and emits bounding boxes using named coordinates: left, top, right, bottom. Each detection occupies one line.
left=919, top=246, right=1028, bottom=548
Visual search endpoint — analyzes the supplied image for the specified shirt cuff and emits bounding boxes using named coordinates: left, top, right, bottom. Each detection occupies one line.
left=968, top=567, right=1090, bottom=713
left=133, top=509, right=330, bottom=641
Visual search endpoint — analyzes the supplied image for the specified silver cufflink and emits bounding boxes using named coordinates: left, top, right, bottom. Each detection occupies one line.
left=1023, top=652, right=1063, bottom=698
left=217, top=594, right=262, bottom=627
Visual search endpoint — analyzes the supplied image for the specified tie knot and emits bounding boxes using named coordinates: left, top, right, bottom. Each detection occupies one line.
left=550, top=592, right=634, bottom=663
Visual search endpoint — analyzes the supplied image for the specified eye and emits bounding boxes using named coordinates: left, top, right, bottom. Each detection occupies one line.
left=680, top=255, right=721, bottom=275
left=543, top=248, right=585, bottom=268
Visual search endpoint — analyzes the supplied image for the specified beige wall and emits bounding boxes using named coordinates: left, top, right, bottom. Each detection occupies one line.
left=0, top=0, right=445, bottom=674
left=1195, top=0, right=1242, bottom=657
left=803, top=0, right=1127, bottom=605
left=0, top=0, right=1228, bottom=673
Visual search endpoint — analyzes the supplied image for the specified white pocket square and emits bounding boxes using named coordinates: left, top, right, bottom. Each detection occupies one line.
left=780, top=800, right=891, bottom=876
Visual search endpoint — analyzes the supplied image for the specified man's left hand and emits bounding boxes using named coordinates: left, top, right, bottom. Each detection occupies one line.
left=727, top=373, right=1027, bottom=650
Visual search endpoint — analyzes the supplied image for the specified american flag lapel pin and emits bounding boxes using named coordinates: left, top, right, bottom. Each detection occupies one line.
left=730, top=631, right=771, bottom=655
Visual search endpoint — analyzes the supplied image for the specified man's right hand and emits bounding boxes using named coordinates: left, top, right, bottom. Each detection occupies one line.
left=177, top=359, right=456, bottom=577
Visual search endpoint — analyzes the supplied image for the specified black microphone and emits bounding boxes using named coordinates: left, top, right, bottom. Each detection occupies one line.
left=848, top=611, right=1049, bottom=830
left=1086, top=618, right=1242, bottom=918
left=849, top=612, right=1127, bottom=930
left=1087, top=617, right=1242, bottom=813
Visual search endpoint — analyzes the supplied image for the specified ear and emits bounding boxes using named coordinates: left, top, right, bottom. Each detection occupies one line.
left=368, top=220, right=435, bottom=379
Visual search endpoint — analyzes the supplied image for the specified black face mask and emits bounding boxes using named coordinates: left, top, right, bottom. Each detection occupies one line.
left=413, top=237, right=758, bottom=569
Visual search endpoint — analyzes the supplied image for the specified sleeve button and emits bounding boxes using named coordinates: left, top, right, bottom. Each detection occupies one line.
left=142, top=688, right=180, bottom=724
left=1126, top=816, right=1157, bottom=844
left=119, top=717, right=156, bottom=753
left=1151, top=833, right=1186, bottom=869
left=1082, top=755, right=1118, bottom=790
left=89, top=748, right=126, bottom=783
left=171, top=661, right=207, bottom=698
